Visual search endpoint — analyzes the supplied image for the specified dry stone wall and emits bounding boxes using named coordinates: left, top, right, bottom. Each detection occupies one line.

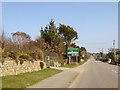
left=0, top=59, right=46, bottom=76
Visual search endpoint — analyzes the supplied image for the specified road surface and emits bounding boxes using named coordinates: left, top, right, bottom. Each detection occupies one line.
left=69, top=56, right=118, bottom=88
left=26, top=56, right=118, bottom=89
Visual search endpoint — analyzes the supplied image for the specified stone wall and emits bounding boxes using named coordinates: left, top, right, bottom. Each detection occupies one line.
left=0, top=59, right=46, bottom=76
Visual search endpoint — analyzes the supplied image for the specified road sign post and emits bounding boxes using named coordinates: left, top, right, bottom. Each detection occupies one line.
left=67, top=48, right=79, bottom=64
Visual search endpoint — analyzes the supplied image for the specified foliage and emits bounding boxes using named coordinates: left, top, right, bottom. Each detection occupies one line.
left=2, top=51, right=9, bottom=58
left=36, top=49, right=44, bottom=60
left=35, top=37, right=50, bottom=51
left=40, top=19, right=60, bottom=47
left=18, top=54, right=31, bottom=64
left=11, top=32, right=31, bottom=44
left=19, top=54, right=30, bottom=60
left=15, top=59, right=19, bottom=65
left=59, top=24, right=78, bottom=43
left=58, top=59, right=65, bottom=66
left=1, top=58, right=5, bottom=65
left=28, top=52, right=36, bottom=60
left=8, top=51, right=18, bottom=60
left=81, top=47, right=87, bottom=52
left=107, top=48, right=118, bottom=63
left=59, top=24, right=78, bottom=58
left=28, top=49, right=44, bottom=61
left=19, top=58, right=24, bottom=65
left=1, top=19, right=91, bottom=65
left=0, top=50, right=5, bottom=64
left=40, top=19, right=64, bottom=55
left=106, top=52, right=114, bottom=61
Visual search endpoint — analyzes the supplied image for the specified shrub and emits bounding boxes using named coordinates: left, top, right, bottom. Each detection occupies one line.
left=28, top=49, right=44, bottom=61
left=58, top=59, right=65, bottom=66
left=107, top=52, right=114, bottom=60
left=19, top=58, right=24, bottom=65
left=28, top=52, right=36, bottom=60
left=18, top=54, right=34, bottom=64
left=36, top=49, right=44, bottom=61
left=19, top=54, right=30, bottom=60
left=2, top=51, right=9, bottom=58
left=8, top=51, right=18, bottom=59
left=1, top=58, right=5, bottom=65
left=0, top=50, right=6, bottom=64
left=15, top=59, right=19, bottom=65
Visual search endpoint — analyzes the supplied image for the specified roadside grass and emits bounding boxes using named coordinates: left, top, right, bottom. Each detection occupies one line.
left=2, top=68, right=62, bottom=90
left=61, top=60, right=86, bottom=68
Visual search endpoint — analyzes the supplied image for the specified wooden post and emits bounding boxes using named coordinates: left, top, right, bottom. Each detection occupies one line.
left=69, top=56, right=71, bottom=64
left=76, top=56, right=78, bottom=63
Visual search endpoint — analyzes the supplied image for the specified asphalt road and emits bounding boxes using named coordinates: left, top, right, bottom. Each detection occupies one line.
left=26, top=56, right=118, bottom=89
left=69, top=56, right=118, bottom=88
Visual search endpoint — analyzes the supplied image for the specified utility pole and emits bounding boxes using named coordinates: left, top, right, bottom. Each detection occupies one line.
left=113, top=40, right=116, bottom=63
left=101, top=48, right=103, bottom=60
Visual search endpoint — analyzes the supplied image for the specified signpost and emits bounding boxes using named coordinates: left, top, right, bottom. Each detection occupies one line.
left=67, top=48, right=79, bottom=56
left=67, top=48, right=79, bottom=64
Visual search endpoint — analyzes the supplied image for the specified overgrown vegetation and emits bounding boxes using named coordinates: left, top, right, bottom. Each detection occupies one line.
left=94, top=48, right=120, bottom=65
left=0, top=19, right=90, bottom=65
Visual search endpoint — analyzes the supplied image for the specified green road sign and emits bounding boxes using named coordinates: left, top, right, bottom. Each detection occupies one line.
left=67, top=48, right=79, bottom=56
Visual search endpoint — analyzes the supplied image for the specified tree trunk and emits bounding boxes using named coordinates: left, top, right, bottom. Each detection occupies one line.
left=65, top=41, right=68, bottom=59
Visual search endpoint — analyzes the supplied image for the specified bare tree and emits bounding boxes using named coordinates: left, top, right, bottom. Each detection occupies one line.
left=11, top=32, right=31, bottom=45
left=11, top=32, right=31, bottom=53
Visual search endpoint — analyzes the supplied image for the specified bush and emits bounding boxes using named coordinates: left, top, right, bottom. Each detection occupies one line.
left=1, top=58, right=5, bottom=65
left=58, top=59, right=65, bottom=66
left=28, top=52, right=36, bottom=60
left=19, top=58, right=24, bottom=65
left=19, top=54, right=30, bottom=60
left=2, top=51, right=9, bottom=58
left=18, top=54, right=32, bottom=64
left=36, top=49, right=44, bottom=61
left=8, top=51, right=18, bottom=59
left=15, top=59, right=19, bottom=65
left=28, top=49, right=44, bottom=61
left=107, top=52, right=114, bottom=60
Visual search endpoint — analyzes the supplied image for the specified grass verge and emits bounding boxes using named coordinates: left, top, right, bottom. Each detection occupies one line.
left=61, top=60, right=87, bottom=68
left=2, top=68, right=62, bottom=90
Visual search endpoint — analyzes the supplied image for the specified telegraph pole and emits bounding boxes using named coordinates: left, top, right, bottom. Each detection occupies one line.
left=101, top=48, right=103, bottom=60
left=113, top=40, right=116, bottom=63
